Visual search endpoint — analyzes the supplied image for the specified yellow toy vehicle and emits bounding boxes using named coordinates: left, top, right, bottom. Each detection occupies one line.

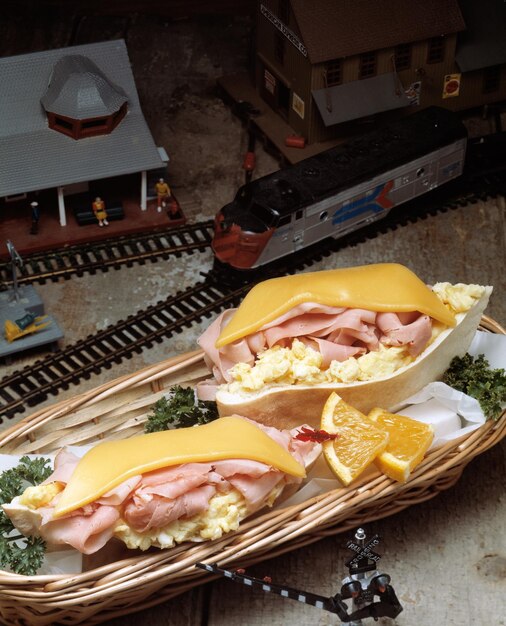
left=4, top=312, right=51, bottom=343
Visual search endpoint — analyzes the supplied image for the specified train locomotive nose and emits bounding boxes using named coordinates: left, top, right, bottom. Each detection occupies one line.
left=211, top=203, right=273, bottom=270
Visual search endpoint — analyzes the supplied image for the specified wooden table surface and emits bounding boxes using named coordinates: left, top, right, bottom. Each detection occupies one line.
left=1, top=7, right=505, bottom=626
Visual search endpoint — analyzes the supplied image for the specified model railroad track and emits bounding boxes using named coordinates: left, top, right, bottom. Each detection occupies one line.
left=0, top=275, right=251, bottom=421
left=0, top=221, right=215, bottom=287
left=1, top=140, right=505, bottom=420
left=0, top=168, right=502, bottom=421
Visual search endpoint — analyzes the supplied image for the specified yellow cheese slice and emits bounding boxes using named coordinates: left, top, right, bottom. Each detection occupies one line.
left=53, top=416, right=305, bottom=517
left=216, top=264, right=456, bottom=348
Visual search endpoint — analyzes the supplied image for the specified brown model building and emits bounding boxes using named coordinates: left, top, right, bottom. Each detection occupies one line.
left=247, top=0, right=506, bottom=146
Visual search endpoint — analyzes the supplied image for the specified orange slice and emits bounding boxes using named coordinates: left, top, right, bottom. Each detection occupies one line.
left=320, top=393, right=389, bottom=486
left=368, top=408, right=434, bottom=483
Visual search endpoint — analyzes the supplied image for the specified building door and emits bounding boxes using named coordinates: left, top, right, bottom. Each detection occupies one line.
left=260, top=63, right=290, bottom=119
left=278, top=81, right=290, bottom=118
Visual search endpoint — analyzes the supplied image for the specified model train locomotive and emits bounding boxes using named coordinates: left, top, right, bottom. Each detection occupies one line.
left=212, top=107, right=468, bottom=270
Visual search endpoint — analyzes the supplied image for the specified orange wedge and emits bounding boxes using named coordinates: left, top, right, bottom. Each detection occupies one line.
left=368, top=408, right=434, bottom=483
left=320, top=392, right=389, bottom=486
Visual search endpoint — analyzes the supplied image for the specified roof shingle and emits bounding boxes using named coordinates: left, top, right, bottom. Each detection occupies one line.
left=0, top=40, right=163, bottom=197
left=290, top=0, right=466, bottom=64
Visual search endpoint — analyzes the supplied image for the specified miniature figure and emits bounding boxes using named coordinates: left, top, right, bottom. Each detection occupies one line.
left=30, top=201, right=40, bottom=235
left=155, top=178, right=172, bottom=213
left=92, top=197, right=109, bottom=227
left=196, top=527, right=402, bottom=624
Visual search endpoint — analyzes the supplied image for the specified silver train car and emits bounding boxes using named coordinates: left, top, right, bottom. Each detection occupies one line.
left=212, top=107, right=467, bottom=269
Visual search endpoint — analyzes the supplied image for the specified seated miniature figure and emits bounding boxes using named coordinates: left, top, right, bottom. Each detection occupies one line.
left=155, top=178, right=172, bottom=213
left=92, top=197, right=109, bottom=227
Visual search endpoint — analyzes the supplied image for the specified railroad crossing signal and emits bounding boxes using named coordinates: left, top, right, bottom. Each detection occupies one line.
left=196, top=529, right=402, bottom=623
left=345, top=533, right=382, bottom=573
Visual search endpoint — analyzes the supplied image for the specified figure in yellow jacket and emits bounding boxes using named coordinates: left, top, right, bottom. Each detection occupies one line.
left=92, top=197, right=109, bottom=227
left=155, top=178, right=171, bottom=213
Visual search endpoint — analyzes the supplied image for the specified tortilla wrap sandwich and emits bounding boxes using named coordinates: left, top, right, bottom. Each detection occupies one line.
left=197, top=264, right=492, bottom=429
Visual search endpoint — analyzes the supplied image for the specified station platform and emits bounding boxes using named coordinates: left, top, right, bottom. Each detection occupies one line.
left=217, top=72, right=343, bottom=165
left=0, top=193, right=185, bottom=260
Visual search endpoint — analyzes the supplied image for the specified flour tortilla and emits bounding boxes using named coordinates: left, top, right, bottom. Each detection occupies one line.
left=216, top=288, right=493, bottom=430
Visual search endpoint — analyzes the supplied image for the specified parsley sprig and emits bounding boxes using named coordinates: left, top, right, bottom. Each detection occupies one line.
left=144, top=386, right=219, bottom=432
left=443, top=353, right=506, bottom=420
left=0, top=455, right=52, bottom=575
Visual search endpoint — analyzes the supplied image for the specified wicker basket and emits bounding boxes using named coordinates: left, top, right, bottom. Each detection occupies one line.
left=0, top=316, right=504, bottom=626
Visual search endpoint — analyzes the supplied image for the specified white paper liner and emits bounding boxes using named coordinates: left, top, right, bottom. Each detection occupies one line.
left=391, top=331, right=506, bottom=447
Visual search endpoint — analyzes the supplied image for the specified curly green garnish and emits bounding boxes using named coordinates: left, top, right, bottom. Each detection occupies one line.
left=443, top=353, right=506, bottom=420
left=144, top=385, right=219, bottom=432
left=0, top=455, right=52, bottom=575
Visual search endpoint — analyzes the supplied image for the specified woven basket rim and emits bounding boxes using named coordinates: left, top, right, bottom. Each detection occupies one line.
left=0, top=315, right=504, bottom=625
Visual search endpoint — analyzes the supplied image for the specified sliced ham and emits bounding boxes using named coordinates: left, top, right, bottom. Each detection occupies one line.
left=212, top=458, right=276, bottom=479
left=225, top=472, right=284, bottom=509
left=377, top=312, right=433, bottom=356
left=98, top=476, right=142, bottom=506
left=38, top=505, right=120, bottom=554
left=306, top=337, right=365, bottom=368
left=5, top=419, right=321, bottom=554
left=197, top=302, right=435, bottom=399
left=124, top=484, right=216, bottom=533
left=43, top=448, right=80, bottom=485
left=263, top=313, right=351, bottom=347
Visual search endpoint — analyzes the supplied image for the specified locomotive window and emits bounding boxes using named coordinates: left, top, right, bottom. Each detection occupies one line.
left=250, top=202, right=276, bottom=226
left=416, top=167, right=425, bottom=177
left=278, top=214, right=291, bottom=226
left=319, top=211, right=328, bottom=221
left=295, top=210, right=303, bottom=220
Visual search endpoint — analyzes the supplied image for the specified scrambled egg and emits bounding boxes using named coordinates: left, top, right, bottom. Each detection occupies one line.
left=14, top=483, right=284, bottom=553
left=114, top=489, right=249, bottom=551
left=228, top=339, right=326, bottom=393
left=224, top=283, right=486, bottom=390
left=19, top=482, right=63, bottom=509
left=432, top=282, right=485, bottom=314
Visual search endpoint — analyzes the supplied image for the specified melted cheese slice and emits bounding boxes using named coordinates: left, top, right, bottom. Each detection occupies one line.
left=53, top=416, right=305, bottom=517
left=216, top=264, right=456, bottom=348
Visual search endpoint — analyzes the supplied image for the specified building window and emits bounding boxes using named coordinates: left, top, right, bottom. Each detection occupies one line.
left=325, top=59, right=342, bottom=86
left=278, top=0, right=290, bottom=23
left=483, top=65, right=501, bottom=93
left=359, top=52, right=377, bottom=78
left=427, top=37, right=445, bottom=64
left=54, top=116, right=74, bottom=131
left=275, top=32, right=285, bottom=64
left=394, top=43, right=412, bottom=71
left=81, top=118, right=108, bottom=130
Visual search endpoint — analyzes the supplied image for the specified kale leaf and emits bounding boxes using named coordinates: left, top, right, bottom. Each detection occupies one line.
left=443, top=353, right=506, bottom=420
left=144, top=386, right=219, bottom=432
